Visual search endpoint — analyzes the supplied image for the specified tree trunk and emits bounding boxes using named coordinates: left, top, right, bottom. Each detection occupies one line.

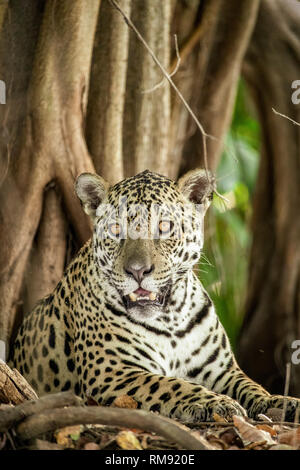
left=0, top=0, right=100, bottom=357
left=122, top=0, right=172, bottom=178
left=86, top=0, right=131, bottom=184
left=169, top=0, right=260, bottom=175
left=238, top=0, right=300, bottom=396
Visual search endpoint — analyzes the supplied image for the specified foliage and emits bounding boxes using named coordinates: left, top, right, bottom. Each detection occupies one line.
left=200, top=80, right=260, bottom=351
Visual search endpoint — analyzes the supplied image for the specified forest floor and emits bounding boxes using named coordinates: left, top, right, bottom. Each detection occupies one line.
left=1, top=362, right=300, bottom=451
left=2, top=412, right=300, bottom=451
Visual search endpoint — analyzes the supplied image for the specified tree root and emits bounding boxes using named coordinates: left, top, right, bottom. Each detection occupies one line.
left=0, top=390, right=82, bottom=432
left=0, top=379, right=210, bottom=449
left=14, top=404, right=211, bottom=450
left=0, top=362, right=211, bottom=449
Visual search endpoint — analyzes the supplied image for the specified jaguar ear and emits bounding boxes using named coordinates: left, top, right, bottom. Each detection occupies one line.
left=177, top=169, right=215, bottom=213
left=75, top=173, right=109, bottom=219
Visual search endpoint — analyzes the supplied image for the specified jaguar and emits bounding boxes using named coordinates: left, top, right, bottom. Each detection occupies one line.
left=10, top=169, right=300, bottom=422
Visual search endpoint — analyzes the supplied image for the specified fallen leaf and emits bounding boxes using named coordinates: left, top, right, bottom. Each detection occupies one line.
left=213, top=413, right=227, bottom=423
left=76, top=436, right=92, bottom=449
left=55, top=425, right=83, bottom=447
left=233, top=415, right=275, bottom=446
left=206, top=436, right=228, bottom=449
left=278, top=427, right=300, bottom=447
left=244, top=440, right=267, bottom=450
left=84, top=442, right=100, bottom=450
left=140, top=432, right=171, bottom=450
left=257, top=413, right=273, bottom=422
left=190, top=431, right=220, bottom=450
left=122, top=427, right=144, bottom=434
left=98, top=434, right=117, bottom=450
left=55, top=432, right=72, bottom=448
left=219, top=427, right=244, bottom=448
left=113, top=395, right=138, bottom=409
left=116, top=430, right=142, bottom=450
left=256, top=424, right=277, bottom=436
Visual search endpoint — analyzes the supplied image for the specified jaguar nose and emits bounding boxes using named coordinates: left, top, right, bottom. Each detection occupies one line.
left=124, top=263, right=154, bottom=283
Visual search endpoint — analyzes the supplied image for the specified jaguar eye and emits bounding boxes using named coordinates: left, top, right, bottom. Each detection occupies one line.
left=158, top=220, right=173, bottom=235
left=108, top=223, right=121, bottom=237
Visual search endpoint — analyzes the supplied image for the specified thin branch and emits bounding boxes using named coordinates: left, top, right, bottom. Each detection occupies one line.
left=213, top=191, right=230, bottom=207
left=281, top=362, right=291, bottom=426
left=169, top=34, right=181, bottom=76
left=170, top=20, right=205, bottom=72
left=142, top=34, right=181, bottom=94
left=16, top=405, right=211, bottom=450
left=272, top=108, right=300, bottom=127
left=109, top=0, right=214, bottom=188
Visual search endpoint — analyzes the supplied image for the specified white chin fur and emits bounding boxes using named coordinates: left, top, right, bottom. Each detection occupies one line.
left=126, top=305, right=161, bottom=321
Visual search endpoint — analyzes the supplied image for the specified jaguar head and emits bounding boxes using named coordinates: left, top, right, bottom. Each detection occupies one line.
left=75, top=169, right=215, bottom=320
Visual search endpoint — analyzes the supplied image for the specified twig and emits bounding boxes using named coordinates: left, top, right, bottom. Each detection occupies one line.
left=281, top=362, right=291, bottom=425
left=272, top=108, right=300, bottom=127
left=170, top=21, right=205, bottom=72
left=16, top=405, right=211, bottom=450
left=168, top=34, right=181, bottom=76
left=294, top=406, right=300, bottom=426
left=0, top=391, right=83, bottom=432
left=5, top=429, right=16, bottom=450
left=142, top=34, right=181, bottom=94
left=109, top=0, right=214, bottom=188
left=188, top=418, right=300, bottom=429
left=0, top=343, right=5, bottom=363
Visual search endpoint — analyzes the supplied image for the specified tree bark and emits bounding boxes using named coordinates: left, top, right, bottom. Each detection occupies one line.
left=0, top=0, right=100, bottom=357
left=22, top=186, right=67, bottom=315
left=86, top=0, right=131, bottom=184
left=0, top=361, right=38, bottom=405
left=238, top=0, right=300, bottom=396
left=169, top=0, right=223, bottom=178
left=169, top=0, right=260, bottom=176
left=122, top=0, right=172, bottom=177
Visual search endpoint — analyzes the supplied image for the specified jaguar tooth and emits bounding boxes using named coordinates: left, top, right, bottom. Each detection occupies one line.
left=129, top=292, right=137, bottom=302
left=137, top=296, right=149, bottom=300
left=149, top=292, right=157, bottom=301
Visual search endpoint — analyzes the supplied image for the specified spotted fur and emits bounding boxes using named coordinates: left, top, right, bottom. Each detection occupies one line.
left=11, top=170, right=300, bottom=422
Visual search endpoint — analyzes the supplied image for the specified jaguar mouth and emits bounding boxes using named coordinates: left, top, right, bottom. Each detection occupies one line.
left=123, top=287, right=166, bottom=309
